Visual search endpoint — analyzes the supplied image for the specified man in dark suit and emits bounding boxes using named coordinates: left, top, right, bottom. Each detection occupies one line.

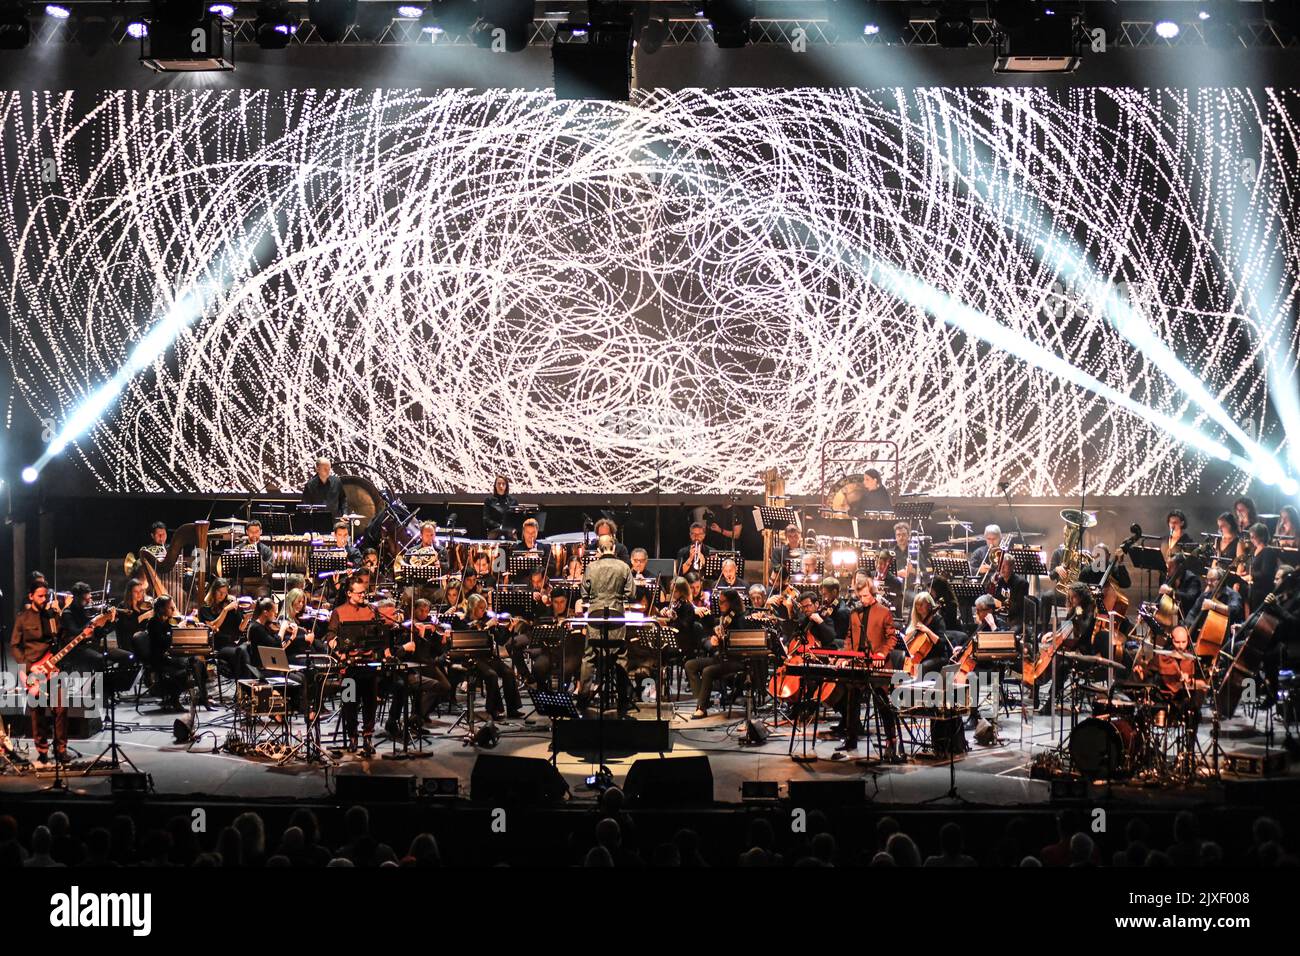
left=301, top=457, right=346, bottom=518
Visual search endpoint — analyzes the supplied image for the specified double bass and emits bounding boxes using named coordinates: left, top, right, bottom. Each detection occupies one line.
left=768, top=606, right=836, bottom=705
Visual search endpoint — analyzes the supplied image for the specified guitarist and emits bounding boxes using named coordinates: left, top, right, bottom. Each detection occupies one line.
left=10, top=581, right=78, bottom=763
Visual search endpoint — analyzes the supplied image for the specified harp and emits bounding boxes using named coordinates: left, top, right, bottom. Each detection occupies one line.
left=137, top=521, right=210, bottom=611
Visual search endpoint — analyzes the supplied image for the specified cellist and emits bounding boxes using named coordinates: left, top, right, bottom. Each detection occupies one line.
left=902, top=592, right=950, bottom=678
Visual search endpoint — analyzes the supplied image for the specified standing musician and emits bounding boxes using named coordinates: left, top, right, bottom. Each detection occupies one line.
left=1160, top=552, right=1202, bottom=619
left=326, top=580, right=385, bottom=754
left=1244, top=522, right=1280, bottom=615
left=199, top=578, right=256, bottom=680
left=10, top=580, right=81, bottom=763
left=970, top=525, right=1003, bottom=577
left=859, top=469, right=892, bottom=512
left=677, top=521, right=712, bottom=577
left=1276, top=505, right=1299, bottom=547
left=577, top=534, right=636, bottom=714
left=302, top=457, right=347, bottom=518
left=451, top=594, right=524, bottom=720
left=1211, top=512, right=1246, bottom=573
left=685, top=589, right=754, bottom=719
left=704, top=501, right=743, bottom=554
left=904, top=591, right=951, bottom=678
left=844, top=579, right=901, bottom=756
left=1233, top=496, right=1260, bottom=536
left=1161, top=509, right=1194, bottom=561
left=483, top=475, right=519, bottom=540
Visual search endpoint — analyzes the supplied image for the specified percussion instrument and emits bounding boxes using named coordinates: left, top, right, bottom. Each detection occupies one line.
left=1070, top=715, right=1137, bottom=779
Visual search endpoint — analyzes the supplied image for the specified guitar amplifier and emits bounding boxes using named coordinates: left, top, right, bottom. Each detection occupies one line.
left=170, top=626, right=213, bottom=657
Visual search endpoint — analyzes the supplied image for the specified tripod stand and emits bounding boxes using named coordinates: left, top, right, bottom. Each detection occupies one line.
left=84, top=662, right=139, bottom=775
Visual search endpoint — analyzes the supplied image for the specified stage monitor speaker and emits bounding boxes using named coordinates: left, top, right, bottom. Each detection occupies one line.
left=470, top=754, right=569, bottom=805
left=785, top=779, right=866, bottom=807
left=334, top=774, right=417, bottom=802
left=623, top=756, right=713, bottom=806
left=552, top=718, right=671, bottom=757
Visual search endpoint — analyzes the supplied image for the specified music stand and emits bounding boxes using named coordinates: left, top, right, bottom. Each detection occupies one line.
left=704, top=551, right=741, bottom=580
left=507, top=549, right=546, bottom=581
left=489, top=585, right=534, bottom=619
left=532, top=688, right=582, bottom=766
left=219, top=550, right=262, bottom=596
left=891, top=500, right=934, bottom=524
left=309, top=547, right=348, bottom=581
left=252, top=507, right=293, bottom=536
left=293, top=505, right=334, bottom=537
left=931, top=555, right=974, bottom=580
left=753, top=506, right=799, bottom=533
left=446, top=631, right=494, bottom=743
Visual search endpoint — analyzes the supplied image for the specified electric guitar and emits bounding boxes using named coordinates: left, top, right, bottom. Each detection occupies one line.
left=23, top=607, right=116, bottom=697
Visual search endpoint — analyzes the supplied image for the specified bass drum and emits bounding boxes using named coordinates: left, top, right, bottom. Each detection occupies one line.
left=1070, top=716, right=1137, bottom=779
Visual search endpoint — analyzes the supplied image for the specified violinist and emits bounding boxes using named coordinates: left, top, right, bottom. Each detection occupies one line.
left=280, top=588, right=322, bottom=656
left=452, top=593, right=523, bottom=720
left=526, top=568, right=552, bottom=618
left=59, top=582, right=115, bottom=675
left=905, top=592, right=951, bottom=678
left=658, top=576, right=700, bottom=659
left=468, top=550, right=497, bottom=592
left=686, top=589, right=752, bottom=719
left=246, top=598, right=286, bottom=668
left=438, top=577, right=467, bottom=618
left=143, top=595, right=197, bottom=712
left=392, top=598, right=453, bottom=722
left=817, top=579, right=851, bottom=647
left=872, top=550, right=903, bottom=611
left=532, top=591, right=583, bottom=690
left=200, top=578, right=256, bottom=679
left=10, top=580, right=73, bottom=763
left=327, top=580, right=384, bottom=754
left=114, top=577, right=152, bottom=652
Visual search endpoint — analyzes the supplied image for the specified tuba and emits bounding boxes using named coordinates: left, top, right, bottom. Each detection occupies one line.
left=1054, top=509, right=1097, bottom=595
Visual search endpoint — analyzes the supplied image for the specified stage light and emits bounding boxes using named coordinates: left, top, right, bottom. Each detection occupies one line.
left=21, top=466, right=38, bottom=484
left=0, top=0, right=31, bottom=48
left=43, top=3, right=68, bottom=17
left=990, top=0, right=1081, bottom=73
left=255, top=0, right=295, bottom=47
left=704, top=0, right=753, bottom=48
left=126, top=20, right=147, bottom=37
left=396, top=4, right=422, bottom=17
left=141, top=6, right=233, bottom=70
left=1154, top=20, right=1179, bottom=39
left=934, top=0, right=971, bottom=48
left=208, top=2, right=233, bottom=15
left=307, top=0, right=355, bottom=41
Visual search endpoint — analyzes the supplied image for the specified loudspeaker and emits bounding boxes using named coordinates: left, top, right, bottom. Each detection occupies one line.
left=974, top=719, right=1000, bottom=746
left=470, top=754, right=569, bottom=805
left=552, top=718, right=671, bottom=757
left=785, top=779, right=867, bottom=807
left=623, top=756, right=713, bottom=806
left=334, top=774, right=417, bottom=802
left=931, top=716, right=968, bottom=756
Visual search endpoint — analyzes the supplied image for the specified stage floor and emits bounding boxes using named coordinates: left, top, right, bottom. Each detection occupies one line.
left=2, top=687, right=1293, bottom=808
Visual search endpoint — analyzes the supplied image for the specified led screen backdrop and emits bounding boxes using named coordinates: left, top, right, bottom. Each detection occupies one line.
left=1, top=85, right=1296, bottom=495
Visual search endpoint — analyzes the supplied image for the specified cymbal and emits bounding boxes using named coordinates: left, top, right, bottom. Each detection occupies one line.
left=935, top=519, right=971, bottom=527
left=937, top=536, right=982, bottom=546
left=210, top=526, right=244, bottom=537
left=215, top=515, right=248, bottom=526
left=1060, top=509, right=1098, bottom=529
left=340, top=512, right=366, bottom=522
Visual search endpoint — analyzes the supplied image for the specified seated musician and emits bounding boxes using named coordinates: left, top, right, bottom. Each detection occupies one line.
left=1233, top=496, right=1259, bottom=536
left=1160, top=552, right=1202, bottom=619
left=629, top=547, right=651, bottom=580
left=360, top=548, right=381, bottom=580
left=771, top=524, right=803, bottom=586
left=890, top=522, right=923, bottom=596
left=1244, top=521, right=1280, bottom=615
left=451, top=594, right=524, bottom=719
left=403, top=521, right=444, bottom=603
left=390, top=598, right=453, bottom=727
left=989, top=553, right=1030, bottom=632
left=332, top=520, right=363, bottom=566
left=795, top=591, right=838, bottom=648
left=10, top=580, right=74, bottom=763
left=872, top=550, right=903, bottom=610
left=1187, top=566, right=1245, bottom=643
left=242, top=520, right=274, bottom=594
left=142, top=595, right=198, bottom=712
left=1133, top=625, right=1202, bottom=723
left=677, top=521, right=711, bottom=577
left=143, top=520, right=169, bottom=560
left=1038, top=583, right=1098, bottom=714
left=531, top=591, right=583, bottom=690
left=59, top=582, right=116, bottom=676
left=906, top=591, right=952, bottom=678
left=468, top=550, right=497, bottom=591
left=326, top=580, right=384, bottom=754
left=591, top=518, right=631, bottom=563
left=791, top=551, right=823, bottom=589
left=817, top=579, right=851, bottom=647
left=483, top=474, right=520, bottom=541
left=686, top=572, right=712, bottom=632
left=282, top=587, right=321, bottom=657
left=686, top=589, right=753, bottom=719
left=972, top=594, right=1002, bottom=633
left=302, top=457, right=347, bottom=518
left=246, top=598, right=287, bottom=672
left=1079, top=542, right=1132, bottom=589
left=860, top=468, right=892, bottom=512
left=199, top=578, right=256, bottom=680
left=114, top=577, right=152, bottom=656
left=845, top=579, right=902, bottom=756
left=715, top=557, right=744, bottom=592
left=970, top=524, right=1003, bottom=577
left=438, top=577, right=467, bottom=618
left=512, top=517, right=551, bottom=575
left=658, top=577, right=701, bottom=660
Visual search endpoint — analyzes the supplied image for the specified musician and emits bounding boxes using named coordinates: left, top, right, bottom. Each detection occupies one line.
left=332, top=520, right=363, bottom=566
left=511, top=518, right=550, bottom=579
left=792, top=551, right=822, bottom=588
left=704, top=502, right=743, bottom=553
left=859, top=468, right=892, bottom=512
left=531, top=592, right=583, bottom=690
left=1212, top=512, right=1245, bottom=572
left=144, top=520, right=168, bottom=559
left=1276, top=505, right=1299, bottom=546
left=326, top=580, right=384, bottom=754
left=771, top=524, right=803, bottom=584
left=795, top=591, right=838, bottom=648
left=591, top=518, right=631, bottom=563
left=1244, top=522, right=1280, bottom=614
left=1160, top=553, right=1202, bottom=619
left=360, top=548, right=381, bottom=579
left=246, top=598, right=284, bottom=665
left=1233, top=496, right=1259, bottom=535
left=483, top=475, right=520, bottom=540
left=576, top=534, right=637, bottom=714
left=142, top=595, right=195, bottom=712
left=59, top=582, right=114, bottom=675
left=438, top=577, right=466, bottom=616
left=872, top=550, right=904, bottom=610
left=199, top=578, right=256, bottom=680
left=468, top=550, right=497, bottom=591
left=990, top=553, right=1029, bottom=633
left=845, top=579, right=901, bottom=755
left=1134, top=625, right=1201, bottom=722
left=392, top=598, right=453, bottom=722
left=970, top=525, right=1003, bottom=577
left=1038, top=583, right=1099, bottom=713
left=629, top=547, right=650, bottom=579
left=972, top=593, right=1002, bottom=632
left=243, top=520, right=274, bottom=566
left=659, top=577, right=701, bottom=659
left=817, top=579, right=852, bottom=647
left=715, top=557, right=744, bottom=591
left=905, top=591, right=951, bottom=678
left=114, top=577, right=152, bottom=652
left=1161, top=510, right=1194, bottom=561
left=451, top=593, right=524, bottom=719
left=676, top=522, right=711, bottom=577
left=686, top=589, right=754, bottom=719
left=10, top=581, right=73, bottom=763
left=889, top=522, right=923, bottom=596
left=1187, top=567, right=1245, bottom=641
left=302, top=457, right=347, bottom=518
left=282, top=588, right=322, bottom=656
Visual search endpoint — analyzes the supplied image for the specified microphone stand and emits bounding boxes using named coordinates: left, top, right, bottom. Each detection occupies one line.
left=998, top=481, right=1027, bottom=547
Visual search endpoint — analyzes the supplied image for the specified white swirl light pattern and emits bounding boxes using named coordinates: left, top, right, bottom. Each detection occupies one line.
left=0, top=87, right=1296, bottom=495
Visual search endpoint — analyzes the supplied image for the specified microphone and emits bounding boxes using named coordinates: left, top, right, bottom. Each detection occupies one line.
left=998, top=481, right=1010, bottom=492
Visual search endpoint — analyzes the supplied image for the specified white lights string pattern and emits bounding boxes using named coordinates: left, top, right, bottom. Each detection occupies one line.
left=0, top=86, right=1296, bottom=496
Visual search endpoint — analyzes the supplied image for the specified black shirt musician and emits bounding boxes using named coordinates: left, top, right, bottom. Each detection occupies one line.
left=483, top=475, right=520, bottom=540
left=990, top=553, right=1030, bottom=632
left=1160, top=553, right=1202, bottom=619
left=1245, top=522, right=1280, bottom=614
left=302, top=457, right=347, bottom=518
left=677, top=521, right=713, bottom=577
left=859, top=468, right=892, bottom=513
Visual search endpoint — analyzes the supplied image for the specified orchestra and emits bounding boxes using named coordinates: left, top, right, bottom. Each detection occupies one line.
left=7, top=461, right=1296, bottom=784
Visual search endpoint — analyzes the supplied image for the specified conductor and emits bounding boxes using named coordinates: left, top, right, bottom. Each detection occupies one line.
left=578, top=534, right=636, bottom=715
